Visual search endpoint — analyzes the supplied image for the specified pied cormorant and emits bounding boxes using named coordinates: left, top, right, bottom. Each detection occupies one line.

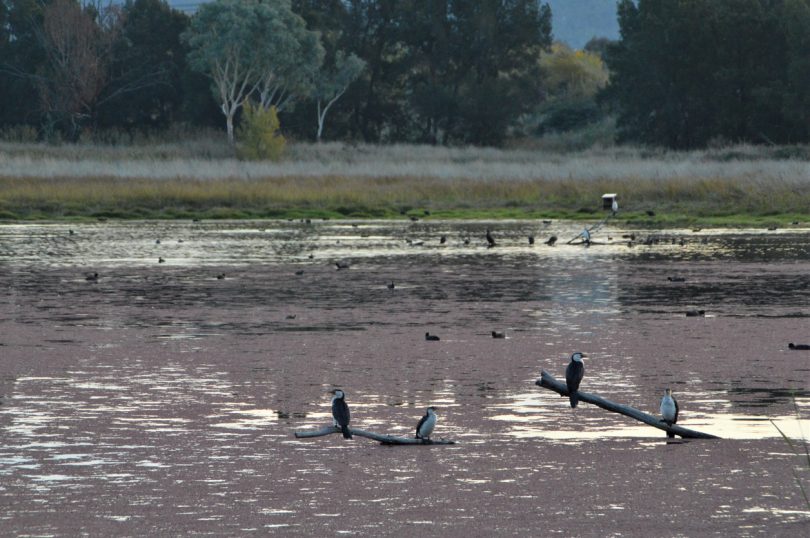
left=659, top=388, right=679, bottom=438
left=416, top=407, right=438, bottom=440
left=565, top=352, right=587, bottom=408
left=330, top=389, right=352, bottom=439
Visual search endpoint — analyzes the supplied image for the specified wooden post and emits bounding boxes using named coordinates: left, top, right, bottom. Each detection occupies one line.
left=535, top=369, right=720, bottom=440
left=294, top=425, right=456, bottom=445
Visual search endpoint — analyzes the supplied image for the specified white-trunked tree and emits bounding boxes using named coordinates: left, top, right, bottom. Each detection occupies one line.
left=183, top=0, right=322, bottom=144
left=314, top=51, right=365, bottom=141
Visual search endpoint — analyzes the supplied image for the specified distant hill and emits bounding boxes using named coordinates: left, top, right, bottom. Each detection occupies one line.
left=166, top=0, right=620, bottom=50
left=545, top=0, right=619, bottom=49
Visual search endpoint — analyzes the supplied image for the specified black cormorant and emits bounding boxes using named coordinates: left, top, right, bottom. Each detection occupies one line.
left=565, top=352, right=587, bottom=408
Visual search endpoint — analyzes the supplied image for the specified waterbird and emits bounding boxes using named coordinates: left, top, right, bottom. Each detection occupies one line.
left=685, top=309, right=705, bottom=317
left=158, top=257, right=165, bottom=263
left=295, top=270, right=304, bottom=276
left=659, top=388, right=679, bottom=438
left=646, top=210, right=656, bottom=217
left=667, top=276, right=686, bottom=282
left=85, top=272, right=99, bottom=282
left=330, top=389, right=352, bottom=439
left=528, top=235, right=535, bottom=245
left=387, top=281, right=395, bottom=289
left=486, top=229, right=496, bottom=247
left=440, top=235, right=447, bottom=244
left=788, top=343, right=810, bottom=350
left=425, top=332, right=440, bottom=341
left=612, top=199, right=619, bottom=216
left=216, top=273, right=226, bottom=280
left=415, top=407, right=438, bottom=441
left=545, top=235, right=558, bottom=246
left=155, top=239, right=161, bottom=244
left=335, top=260, right=350, bottom=270
left=581, top=228, right=591, bottom=246
left=491, top=331, right=505, bottom=339
left=565, top=352, right=587, bottom=408
left=69, top=229, right=74, bottom=235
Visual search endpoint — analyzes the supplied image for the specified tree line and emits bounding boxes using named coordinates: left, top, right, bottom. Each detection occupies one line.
left=1, top=0, right=809, bottom=149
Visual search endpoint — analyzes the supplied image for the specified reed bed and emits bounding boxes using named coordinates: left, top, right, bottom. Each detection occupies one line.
left=2, top=140, right=810, bottom=223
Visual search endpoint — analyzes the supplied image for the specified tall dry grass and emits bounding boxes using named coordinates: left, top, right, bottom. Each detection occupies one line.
left=2, top=139, right=810, bottom=220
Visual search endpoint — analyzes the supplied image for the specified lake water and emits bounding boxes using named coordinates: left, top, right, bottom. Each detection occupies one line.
left=1, top=220, right=809, bottom=535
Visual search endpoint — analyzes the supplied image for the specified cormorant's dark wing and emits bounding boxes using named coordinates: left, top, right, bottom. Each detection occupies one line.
left=332, top=399, right=350, bottom=427
left=416, top=413, right=428, bottom=438
left=565, top=361, right=584, bottom=392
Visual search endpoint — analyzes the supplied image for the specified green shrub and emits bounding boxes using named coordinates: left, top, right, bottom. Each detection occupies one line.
left=237, top=103, right=286, bottom=161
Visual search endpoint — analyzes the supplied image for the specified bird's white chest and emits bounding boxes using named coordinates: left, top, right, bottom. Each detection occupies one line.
left=660, top=396, right=677, bottom=422
left=419, top=413, right=437, bottom=437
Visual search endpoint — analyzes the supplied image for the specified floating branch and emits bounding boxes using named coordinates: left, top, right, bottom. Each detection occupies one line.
left=535, top=370, right=720, bottom=440
left=294, top=425, right=456, bottom=445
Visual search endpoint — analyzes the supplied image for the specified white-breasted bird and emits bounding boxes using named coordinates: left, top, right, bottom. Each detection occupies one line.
left=330, top=389, right=352, bottom=439
left=565, top=352, right=587, bottom=408
left=416, top=406, right=438, bottom=440
left=659, top=388, right=679, bottom=438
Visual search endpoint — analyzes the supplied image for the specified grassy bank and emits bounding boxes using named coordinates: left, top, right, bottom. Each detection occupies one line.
left=2, top=140, right=810, bottom=226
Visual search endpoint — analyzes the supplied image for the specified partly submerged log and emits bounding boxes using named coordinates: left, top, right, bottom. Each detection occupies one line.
left=294, top=425, right=456, bottom=445
left=535, top=370, right=720, bottom=440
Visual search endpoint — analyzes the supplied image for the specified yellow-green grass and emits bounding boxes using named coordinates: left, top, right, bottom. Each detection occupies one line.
left=1, top=174, right=809, bottom=226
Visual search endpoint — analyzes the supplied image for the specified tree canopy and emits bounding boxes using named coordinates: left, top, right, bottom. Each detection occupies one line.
left=604, top=0, right=810, bottom=148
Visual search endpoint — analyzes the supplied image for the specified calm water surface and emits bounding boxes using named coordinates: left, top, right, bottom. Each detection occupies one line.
left=1, top=220, right=809, bottom=535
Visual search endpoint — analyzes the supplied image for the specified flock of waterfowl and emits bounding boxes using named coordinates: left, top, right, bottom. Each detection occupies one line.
left=74, top=221, right=807, bottom=443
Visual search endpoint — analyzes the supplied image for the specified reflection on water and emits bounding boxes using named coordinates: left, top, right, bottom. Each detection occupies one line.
left=2, top=220, right=810, bottom=534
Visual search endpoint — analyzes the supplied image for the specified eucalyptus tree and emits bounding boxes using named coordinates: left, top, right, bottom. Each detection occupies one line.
left=314, top=51, right=365, bottom=141
left=255, top=0, right=323, bottom=113
left=184, top=0, right=323, bottom=143
left=184, top=0, right=267, bottom=143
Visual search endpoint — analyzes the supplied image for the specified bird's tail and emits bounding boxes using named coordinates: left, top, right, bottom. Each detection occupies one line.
left=569, top=392, right=579, bottom=408
left=341, top=425, right=352, bottom=439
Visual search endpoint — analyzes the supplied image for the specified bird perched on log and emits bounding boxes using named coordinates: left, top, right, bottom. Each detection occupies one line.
left=486, top=228, right=496, bottom=248
left=425, top=332, right=440, bottom=341
left=581, top=228, right=591, bottom=246
left=545, top=235, right=558, bottom=246
left=659, top=388, right=679, bottom=438
left=415, top=406, right=438, bottom=441
left=565, top=352, right=587, bottom=408
left=491, top=331, right=505, bottom=339
left=788, top=343, right=810, bottom=350
left=330, top=389, right=352, bottom=439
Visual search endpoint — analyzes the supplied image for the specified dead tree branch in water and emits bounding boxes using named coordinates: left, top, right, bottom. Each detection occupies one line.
left=294, top=426, right=456, bottom=445
left=535, top=370, right=720, bottom=439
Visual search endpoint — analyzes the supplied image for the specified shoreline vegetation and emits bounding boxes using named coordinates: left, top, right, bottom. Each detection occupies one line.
left=2, top=139, right=810, bottom=227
